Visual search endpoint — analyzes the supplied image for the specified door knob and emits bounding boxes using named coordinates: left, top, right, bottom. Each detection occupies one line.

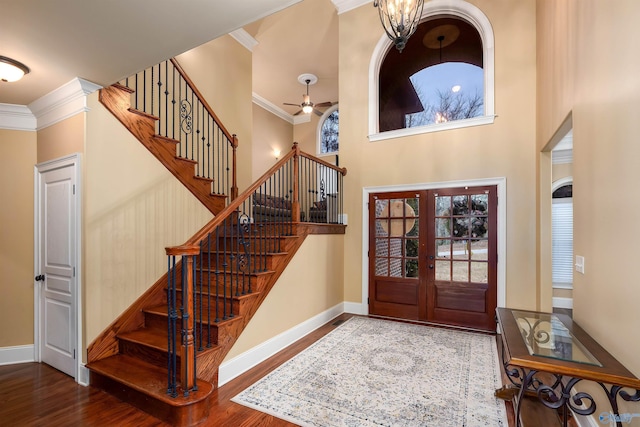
left=35, top=274, right=45, bottom=281
left=428, top=264, right=434, bottom=269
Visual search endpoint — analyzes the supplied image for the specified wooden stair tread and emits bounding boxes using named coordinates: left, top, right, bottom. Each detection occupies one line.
left=88, top=355, right=213, bottom=406
left=194, top=267, right=274, bottom=276
left=118, top=328, right=169, bottom=351
left=145, top=304, right=247, bottom=326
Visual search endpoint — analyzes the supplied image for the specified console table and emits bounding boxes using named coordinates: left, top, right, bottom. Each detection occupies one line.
left=495, top=308, right=640, bottom=427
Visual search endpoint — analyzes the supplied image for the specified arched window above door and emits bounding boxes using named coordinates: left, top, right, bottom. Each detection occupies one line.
left=317, top=104, right=339, bottom=157
left=369, top=0, right=495, bottom=141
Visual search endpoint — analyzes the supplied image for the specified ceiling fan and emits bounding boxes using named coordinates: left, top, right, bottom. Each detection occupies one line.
left=283, top=73, right=337, bottom=116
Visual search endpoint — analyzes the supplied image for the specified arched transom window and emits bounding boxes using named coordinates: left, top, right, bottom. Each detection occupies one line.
left=369, top=0, right=495, bottom=141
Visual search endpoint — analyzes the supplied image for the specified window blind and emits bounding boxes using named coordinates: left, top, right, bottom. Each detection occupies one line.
left=552, top=199, right=573, bottom=285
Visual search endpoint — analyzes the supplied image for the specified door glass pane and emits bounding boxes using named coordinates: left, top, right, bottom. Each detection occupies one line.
left=435, top=260, right=450, bottom=281
left=471, top=262, right=488, bottom=283
left=471, top=194, right=488, bottom=212
left=405, top=259, right=418, bottom=277
left=453, top=240, right=470, bottom=260
left=375, top=258, right=388, bottom=276
left=436, top=239, right=451, bottom=259
left=452, top=195, right=468, bottom=215
left=389, top=258, right=403, bottom=277
left=452, top=261, right=469, bottom=282
left=375, top=199, right=387, bottom=217
left=376, top=238, right=389, bottom=256
left=453, top=218, right=469, bottom=237
left=435, top=196, right=450, bottom=216
left=406, top=239, right=418, bottom=257
left=436, top=218, right=450, bottom=238
left=471, top=216, right=488, bottom=238
left=470, top=239, right=488, bottom=260
left=376, top=219, right=388, bottom=236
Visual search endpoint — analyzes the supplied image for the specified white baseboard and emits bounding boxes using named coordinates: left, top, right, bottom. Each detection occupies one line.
left=78, top=364, right=90, bottom=386
left=0, top=345, right=35, bottom=365
left=344, top=301, right=367, bottom=315
left=218, top=303, right=345, bottom=387
left=552, top=297, right=573, bottom=309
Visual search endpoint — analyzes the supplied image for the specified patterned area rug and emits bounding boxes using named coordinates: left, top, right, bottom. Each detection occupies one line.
left=232, top=316, right=507, bottom=426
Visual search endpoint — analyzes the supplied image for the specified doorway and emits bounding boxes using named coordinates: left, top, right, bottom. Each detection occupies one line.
left=368, top=184, right=498, bottom=331
left=34, top=154, right=81, bottom=379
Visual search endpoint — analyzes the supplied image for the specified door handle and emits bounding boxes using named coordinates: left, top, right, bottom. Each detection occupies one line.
left=35, top=274, right=45, bottom=281
left=428, top=264, right=434, bottom=269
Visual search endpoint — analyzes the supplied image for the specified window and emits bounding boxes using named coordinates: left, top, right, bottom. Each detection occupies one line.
left=379, top=17, right=484, bottom=132
left=317, top=105, right=338, bottom=156
left=552, top=184, right=573, bottom=286
left=368, top=0, right=495, bottom=141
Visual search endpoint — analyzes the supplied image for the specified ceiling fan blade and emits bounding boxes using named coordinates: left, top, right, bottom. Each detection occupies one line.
left=313, top=109, right=323, bottom=116
left=293, top=110, right=304, bottom=116
left=283, top=103, right=300, bottom=107
left=314, top=102, right=335, bottom=108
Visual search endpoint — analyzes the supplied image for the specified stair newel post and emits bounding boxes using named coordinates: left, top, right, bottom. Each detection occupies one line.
left=292, top=142, right=301, bottom=222
left=231, top=134, right=239, bottom=201
left=166, top=244, right=200, bottom=396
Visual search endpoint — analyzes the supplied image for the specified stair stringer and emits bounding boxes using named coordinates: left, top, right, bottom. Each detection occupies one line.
left=193, top=226, right=311, bottom=384
left=98, top=84, right=226, bottom=215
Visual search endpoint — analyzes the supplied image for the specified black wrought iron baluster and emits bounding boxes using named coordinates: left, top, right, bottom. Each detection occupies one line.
left=222, top=218, right=228, bottom=320
left=191, top=254, right=198, bottom=392
left=167, top=255, right=178, bottom=398
left=171, top=65, right=176, bottom=141
left=164, top=61, right=169, bottom=137
left=225, top=130, right=230, bottom=198
left=206, top=233, right=211, bottom=347
left=151, top=64, right=154, bottom=117
left=214, top=227, right=221, bottom=323
left=143, top=69, right=147, bottom=115
left=197, top=241, right=203, bottom=351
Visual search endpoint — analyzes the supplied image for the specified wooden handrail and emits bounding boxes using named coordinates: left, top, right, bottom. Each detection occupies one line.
left=169, top=58, right=236, bottom=144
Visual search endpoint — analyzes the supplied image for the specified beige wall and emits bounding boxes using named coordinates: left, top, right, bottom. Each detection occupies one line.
left=338, top=0, right=538, bottom=308
left=538, top=0, right=640, bottom=378
left=176, top=35, right=253, bottom=192
left=0, top=129, right=37, bottom=347
left=293, top=115, right=320, bottom=155
left=252, top=103, right=293, bottom=180
left=226, top=234, right=344, bottom=360
left=37, top=114, right=85, bottom=164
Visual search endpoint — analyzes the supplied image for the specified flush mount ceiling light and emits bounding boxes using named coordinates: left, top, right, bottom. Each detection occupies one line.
left=0, top=56, right=30, bottom=82
left=373, top=0, right=425, bottom=52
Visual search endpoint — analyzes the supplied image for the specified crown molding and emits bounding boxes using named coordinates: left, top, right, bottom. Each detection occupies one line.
left=28, top=77, right=102, bottom=130
left=252, top=92, right=311, bottom=126
left=331, top=0, right=369, bottom=14
left=230, top=28, right=259, bottom=52
left=0, top=103, right=37, bottom=131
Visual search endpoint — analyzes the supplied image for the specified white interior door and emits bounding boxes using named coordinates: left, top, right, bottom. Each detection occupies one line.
left=36, top=156, right=78, bottom=378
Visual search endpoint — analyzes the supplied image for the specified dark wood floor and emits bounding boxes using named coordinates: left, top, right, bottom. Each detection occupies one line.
left=0, top=313, right=574, bottom=426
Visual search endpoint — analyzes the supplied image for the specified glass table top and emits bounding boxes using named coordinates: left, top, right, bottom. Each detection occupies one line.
left=511, top=310, right=603, bottom=367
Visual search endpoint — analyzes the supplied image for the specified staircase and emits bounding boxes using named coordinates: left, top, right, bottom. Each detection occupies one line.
left=86, top=59, right=346, bottom=426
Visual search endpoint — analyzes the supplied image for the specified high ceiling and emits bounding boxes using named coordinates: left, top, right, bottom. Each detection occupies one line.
left=0, top=0, right=340, bottom=123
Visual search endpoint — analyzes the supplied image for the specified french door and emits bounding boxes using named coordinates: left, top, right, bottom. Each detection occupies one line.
left=368, top=186, right=497, bottom=331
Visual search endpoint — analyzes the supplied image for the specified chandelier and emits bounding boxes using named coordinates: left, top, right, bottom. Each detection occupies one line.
left=373, top=0, right=425, bottom=52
